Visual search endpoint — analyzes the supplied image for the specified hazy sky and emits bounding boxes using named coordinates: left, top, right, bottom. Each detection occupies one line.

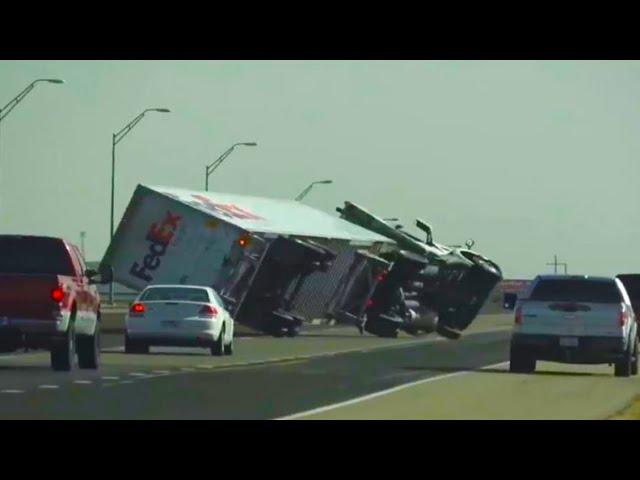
left=0, top=60, right=638, bottom=278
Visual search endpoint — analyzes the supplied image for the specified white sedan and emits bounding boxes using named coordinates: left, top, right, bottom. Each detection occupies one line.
left=124, top=285, right=234, bottom=356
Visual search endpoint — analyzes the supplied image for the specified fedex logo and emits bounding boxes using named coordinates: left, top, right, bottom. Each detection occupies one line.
left=130, top=211, right=182, bottom=282
left=191, top=195, right=264, bottom=221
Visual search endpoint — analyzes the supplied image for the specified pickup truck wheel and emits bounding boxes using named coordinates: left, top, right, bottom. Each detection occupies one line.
left=509, top=345, right=536, bottom=374
left=51, top=322, right=76, bottom=372
left=211, top=327, right=225, bottom=356
left=77, top=328, right=100, bottom=370
left=616, top=343, right=633, bottom=377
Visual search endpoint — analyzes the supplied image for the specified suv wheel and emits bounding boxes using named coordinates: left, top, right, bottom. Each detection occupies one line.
left=616, top=341, right=634, bottom=377
left=509, top=345, right=536, bottom=374
left=631, top=336, right=638, bottom=376
left=51, top=321, right=76, bottom=372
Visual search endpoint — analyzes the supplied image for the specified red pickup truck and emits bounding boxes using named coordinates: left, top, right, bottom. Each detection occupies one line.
left=0, top=235, right=112, bottom=371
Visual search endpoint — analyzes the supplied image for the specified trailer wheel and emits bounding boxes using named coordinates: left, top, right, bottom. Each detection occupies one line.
left=286, top=326, right=300, bottom=338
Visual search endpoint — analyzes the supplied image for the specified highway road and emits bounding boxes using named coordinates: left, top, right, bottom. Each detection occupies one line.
left=1, top=314, right=638, bottom=419
left=0, top=316, right=511, bottom=419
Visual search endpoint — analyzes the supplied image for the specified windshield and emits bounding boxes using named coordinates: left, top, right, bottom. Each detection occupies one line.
left=0, top=236, right=74, bottom=276
left=140, top=287, right=210, bottom=302
left=529, top=279, right=621, bottom=304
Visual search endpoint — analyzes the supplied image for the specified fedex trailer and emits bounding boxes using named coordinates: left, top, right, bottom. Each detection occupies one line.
left=101, top=185, right=393, bottom=335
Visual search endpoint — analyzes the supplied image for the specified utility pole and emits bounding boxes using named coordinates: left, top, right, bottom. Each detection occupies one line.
left=546, top=254, right=568, bottom=275
left=80, top=231, right=86, bottom=259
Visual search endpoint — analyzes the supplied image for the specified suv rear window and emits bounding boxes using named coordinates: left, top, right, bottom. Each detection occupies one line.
left=0, top=236, right=74, bottom=276
left=617, top=275, right=640, bottom=301
left=529, top=279, right=621, bottom=304
left=141, top=287, right=210, bottom=302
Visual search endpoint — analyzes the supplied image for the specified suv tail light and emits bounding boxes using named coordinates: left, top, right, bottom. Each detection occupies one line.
left=619, top=305, right=627, bottom=327
left=51, top=287, right=64, bottom=303
left=515, top=305, right=523, bottom=325
left=376, top=269, right=389, bottom=282
left=129, top=303, right=145, bottom=317
left=199, top=305, right=218, bottom=318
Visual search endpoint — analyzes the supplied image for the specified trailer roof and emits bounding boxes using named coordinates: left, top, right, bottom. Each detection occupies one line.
left=143, top=185, right=393, bottom=244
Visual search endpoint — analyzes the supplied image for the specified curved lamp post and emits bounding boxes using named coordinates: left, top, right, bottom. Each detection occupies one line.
left=295, top=180, right=333, bottom=201
left=109, top=107, right=170, bottom=303
left=205, top=142, right=257, bottom=191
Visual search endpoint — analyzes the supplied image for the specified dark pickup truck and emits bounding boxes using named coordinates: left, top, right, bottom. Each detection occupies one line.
left=0, top=235, right=112, bottom=371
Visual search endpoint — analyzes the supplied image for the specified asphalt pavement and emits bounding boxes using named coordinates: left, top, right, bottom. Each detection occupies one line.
left=0, top=319, right=513, bottom=419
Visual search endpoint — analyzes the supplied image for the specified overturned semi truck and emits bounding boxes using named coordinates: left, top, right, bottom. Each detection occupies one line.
left=336, top=202, right=503, bottom=339
left=101, top=185, right=394, bottom=336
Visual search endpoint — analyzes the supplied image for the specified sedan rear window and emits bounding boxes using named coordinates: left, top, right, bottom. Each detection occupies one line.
left=0, top=236, right=74, bottom=276
left=529, top=279, right=621, bottom=304
left=140, top=287, right=210, bottom=302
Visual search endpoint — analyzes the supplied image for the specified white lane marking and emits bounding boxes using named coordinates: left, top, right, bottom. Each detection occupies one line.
left=277, top=361, right=510, bottom=420
left=38, top=385, right=59, bottom=390
left=129, top=372, right=148, bottom=377
left=180, top=367, right=196, bottom=372
left=1, top=389, right=24, bottom=394
left=120, top=380, right=134, bottom=384
left=196, top=365, right=213, bottom=369
left=152, top=370, right=171, bottom=374
left=101, top=376, right=120, bottom=380
left=73, top=380, right=93, bottom=385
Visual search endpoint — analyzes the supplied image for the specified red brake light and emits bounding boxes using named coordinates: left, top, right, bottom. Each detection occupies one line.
left=51, top=287, right=64, bottom=302
left=376, top=269, right=388, bottom=282
left=366, top=299, right=374, bottom=309
left=515, top=305, right=523, bottom=325
left=199, top=305, right=218, bottom=317
left=130, top=303, right=145, bottom=316
left=619, top=306, right=627, bottom=327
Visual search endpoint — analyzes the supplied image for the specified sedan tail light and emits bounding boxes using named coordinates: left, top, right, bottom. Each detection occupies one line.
left=129, top=303, right=145, bottom=317
left=199, top=305, right=218, bottom=318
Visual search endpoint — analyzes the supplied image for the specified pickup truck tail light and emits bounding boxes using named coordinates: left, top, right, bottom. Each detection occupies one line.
left=129, top=303, right=145, bottom=317
left=199, top=305, right=218, bottom=318
left=515, top=305, right=523, bottom=325
left=51, top=287, right=64, bottom=303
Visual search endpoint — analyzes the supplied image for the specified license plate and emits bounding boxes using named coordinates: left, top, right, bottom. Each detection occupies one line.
left=559, top=337, right=579, bottom=347
left=162, top=320, right=180, bottom=328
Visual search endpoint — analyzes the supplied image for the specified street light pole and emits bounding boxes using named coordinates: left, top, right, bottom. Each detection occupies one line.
left=295, top=180, right=333, bottom=202
left=0, top=79, right=64, bottom=219
left=205, top=142, right=257, bottom=191
left=108, top=108, right=170, bottom=303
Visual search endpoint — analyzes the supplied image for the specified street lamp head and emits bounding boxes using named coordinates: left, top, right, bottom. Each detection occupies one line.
left=34, top=78, right=65, bottom=85
left=242, top=142, right=258, bottom=147
left=316, top=180, right=333, bottom=185
left=148, top=108, right=171, bottom=113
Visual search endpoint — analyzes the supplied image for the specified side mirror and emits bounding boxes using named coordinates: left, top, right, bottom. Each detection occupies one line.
left=503, top=293, right=517, bottom=311
left=86, top=265, right=113, bottom=285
